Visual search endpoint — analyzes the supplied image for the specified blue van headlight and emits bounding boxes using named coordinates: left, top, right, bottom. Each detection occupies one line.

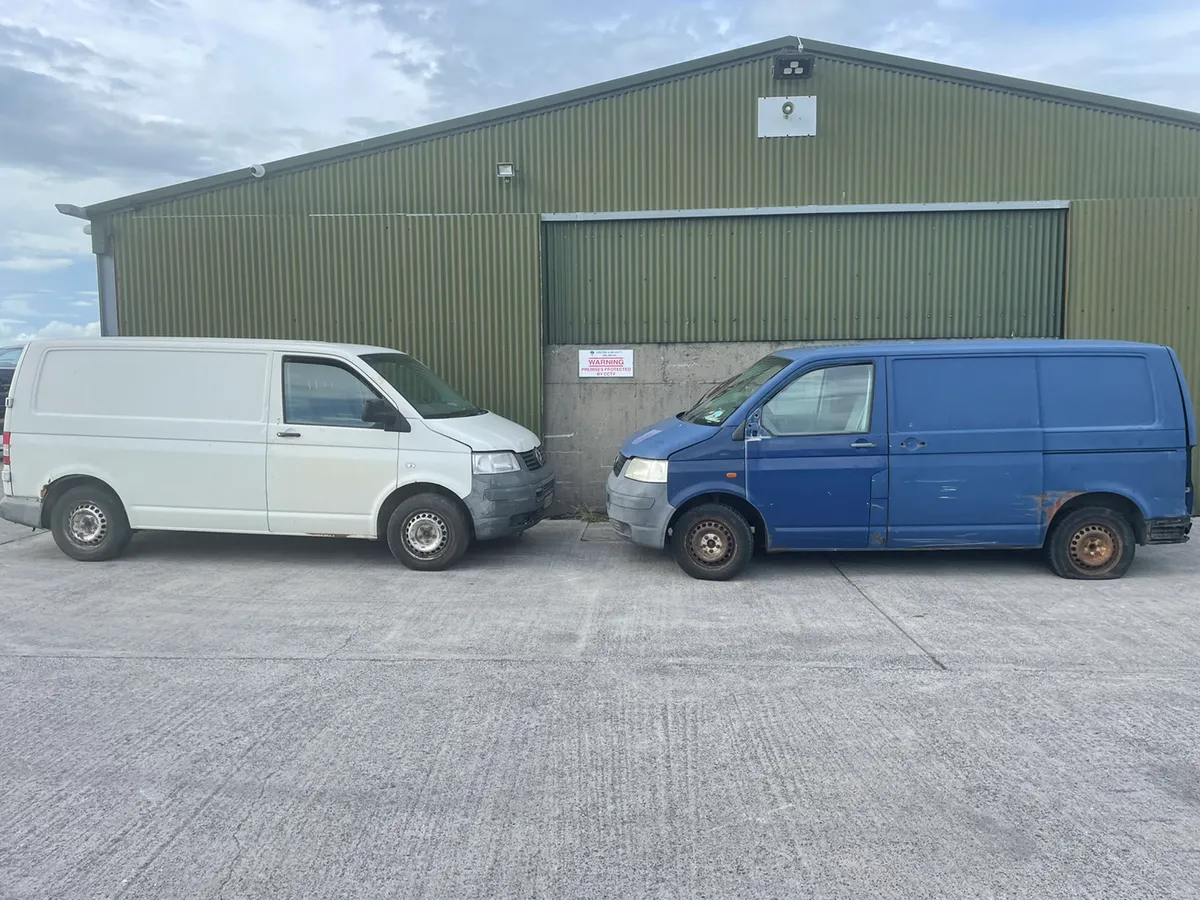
left=624, top=458, right=668, bottom=483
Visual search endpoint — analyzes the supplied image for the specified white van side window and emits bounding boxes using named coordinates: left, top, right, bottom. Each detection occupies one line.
left=762, top=363, right=874, bottom=436
left=283, top=358, right=384, bottom=429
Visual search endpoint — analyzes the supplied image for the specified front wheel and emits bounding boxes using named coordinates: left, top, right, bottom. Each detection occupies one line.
left=671, top=503, right=753, bottom=581
left=386, top=494, right=470, bottom=571
left=1045, top=506, right=1136, bottom=580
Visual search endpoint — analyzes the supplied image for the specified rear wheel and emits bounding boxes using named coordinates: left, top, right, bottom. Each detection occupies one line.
left=50, top=485, right=132, bottom=562
left=386, top=494, right=470, bottom=571
left=1045, top=506, right=1136, bottom=580
left=671, top=503, right=753, bottom=581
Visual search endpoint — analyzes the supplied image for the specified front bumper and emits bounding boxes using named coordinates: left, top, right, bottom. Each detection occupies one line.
left=0, top=494, right=42, bottom=529
left=605, top=470, right=675, bottom=549
left=464, top=466, right=555, bottom=541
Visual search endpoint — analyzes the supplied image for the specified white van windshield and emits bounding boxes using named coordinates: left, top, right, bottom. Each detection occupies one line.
left=360, top=353, right=485, bottom=419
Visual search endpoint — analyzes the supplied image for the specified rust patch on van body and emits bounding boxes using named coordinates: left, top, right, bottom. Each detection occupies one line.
left=1033, top=491, right=1083, bottom=525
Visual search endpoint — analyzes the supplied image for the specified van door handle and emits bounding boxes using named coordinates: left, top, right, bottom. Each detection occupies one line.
left=277, top=430, right=301, bottom=438
left=850, top=440, right=876, bottom=449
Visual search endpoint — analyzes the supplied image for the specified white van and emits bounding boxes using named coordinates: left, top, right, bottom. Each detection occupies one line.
left=0, top=338, right=553, bottom=569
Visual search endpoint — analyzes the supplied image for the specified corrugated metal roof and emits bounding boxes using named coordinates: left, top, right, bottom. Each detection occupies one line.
left=79, top=36, right=1200, bottom=218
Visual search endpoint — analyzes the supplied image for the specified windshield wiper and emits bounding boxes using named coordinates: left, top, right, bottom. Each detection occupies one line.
left=425, top=407, right=485, bottom=419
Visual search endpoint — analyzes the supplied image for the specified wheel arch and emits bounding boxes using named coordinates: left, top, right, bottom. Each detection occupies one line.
left=39, top=474, right=126, bottom=530
left=375, top=482, right=473, bottom=540
left=1045, top=491, right=1148, bottom=545
left=668, top=490, right=768, bottom=551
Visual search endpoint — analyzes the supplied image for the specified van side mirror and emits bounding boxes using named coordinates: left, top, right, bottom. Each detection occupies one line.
left=362, top=397, right=410, bottom=433
left=732, top=408, right=762, bottom=442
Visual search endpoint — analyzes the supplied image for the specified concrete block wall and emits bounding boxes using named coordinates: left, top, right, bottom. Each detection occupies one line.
left=543, top=342, right=801, bottom=513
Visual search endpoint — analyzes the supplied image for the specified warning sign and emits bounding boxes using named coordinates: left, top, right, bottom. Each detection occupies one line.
left=578, top=349, right=634, bottom=378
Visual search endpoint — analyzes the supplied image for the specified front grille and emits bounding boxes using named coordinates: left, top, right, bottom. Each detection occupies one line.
left=613, top=453, right=628, bottom=476
left=520, top=447, right=545, bottom=471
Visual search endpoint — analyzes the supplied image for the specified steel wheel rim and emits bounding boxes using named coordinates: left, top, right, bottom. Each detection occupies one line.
left=1068, top=523, right=1119, bottom=570
left=67, top=502, right=108, bottom=547
left=686, top=519, right=736, bottom=568
left=404, top=511, right=449, bottom=559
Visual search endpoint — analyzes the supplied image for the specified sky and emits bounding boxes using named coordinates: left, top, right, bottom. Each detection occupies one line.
left=2, top=0, right=1199, bottom=344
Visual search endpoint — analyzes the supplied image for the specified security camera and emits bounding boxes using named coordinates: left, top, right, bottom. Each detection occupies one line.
left=250, top=164, right=266, bottom=179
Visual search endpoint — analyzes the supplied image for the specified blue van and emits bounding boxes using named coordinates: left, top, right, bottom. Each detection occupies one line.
left=606, top=340, right=1195, bottom=580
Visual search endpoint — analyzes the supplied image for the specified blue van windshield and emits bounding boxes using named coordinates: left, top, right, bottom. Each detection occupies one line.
left=679, top=355, right=791, bottom=426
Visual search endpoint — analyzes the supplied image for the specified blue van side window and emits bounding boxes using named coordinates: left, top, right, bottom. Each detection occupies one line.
left=891, top=356, right=1039, bottom=431
left=1039, top=355, right=1156, bottom=428
left=761, top=364, right=874, bottom=435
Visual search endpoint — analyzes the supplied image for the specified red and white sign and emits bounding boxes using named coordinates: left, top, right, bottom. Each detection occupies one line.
left=579, top=349, right=633, bottom=378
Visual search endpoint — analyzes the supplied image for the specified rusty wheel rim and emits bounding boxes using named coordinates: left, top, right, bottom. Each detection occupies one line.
left=1068, top=523, right=1119, bottom=570
left=686, top=519, right=736, bottom=569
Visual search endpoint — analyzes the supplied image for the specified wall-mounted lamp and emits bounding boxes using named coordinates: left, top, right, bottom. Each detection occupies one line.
left=774, top=54, right=815, bottom=80
left=496, top=162, right=516, bottom=184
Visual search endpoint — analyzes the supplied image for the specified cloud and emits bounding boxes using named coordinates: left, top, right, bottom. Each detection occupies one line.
left=3, top=1, right=442, bottom=180
left=0, top=319, right=100, bottom=342
left=1, top=296, right=39, bottom=316
left=0, top=64, right=215, bottom=178
left=0, top=257, right=75, bottom=272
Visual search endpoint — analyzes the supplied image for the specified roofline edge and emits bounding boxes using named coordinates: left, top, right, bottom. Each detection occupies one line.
left=83, top=36, right=801, bottom=218
left=800, top=37, right=1200, bottom=129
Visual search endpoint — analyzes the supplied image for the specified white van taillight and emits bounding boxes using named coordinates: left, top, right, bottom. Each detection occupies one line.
left=1, top=431, right=8, bottom=467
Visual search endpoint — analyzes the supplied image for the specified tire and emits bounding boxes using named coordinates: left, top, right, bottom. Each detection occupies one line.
left=671, top=503, right=754, bottom=581
left=50, top=485, right=132, bottom=562
left=1045, top=506, right=1136, bottom=580
left=386, top=493, right=470, bottom=571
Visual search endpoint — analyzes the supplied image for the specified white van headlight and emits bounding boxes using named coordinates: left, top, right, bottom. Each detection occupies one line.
left=624, top=458, right=668, bottom=483
left=472, top=451, right=521, bottom=474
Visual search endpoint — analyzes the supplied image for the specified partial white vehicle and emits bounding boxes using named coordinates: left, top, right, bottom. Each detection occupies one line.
left=0, top=338, right=554, bottom=570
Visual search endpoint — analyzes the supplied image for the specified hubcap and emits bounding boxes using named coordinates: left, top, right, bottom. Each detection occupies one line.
left=687, top=519, right=735, bottom=568
left=404, top=512, right=449, bottom=559
left=1068, top=523, right=1118, bottom=569
left=68, top=502, right=108, bottom=546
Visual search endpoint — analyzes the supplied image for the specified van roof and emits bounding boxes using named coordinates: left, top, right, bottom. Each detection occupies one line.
left=775, top=339, right=1165, bottom=361
left=21, top=337, right=405, bottom=356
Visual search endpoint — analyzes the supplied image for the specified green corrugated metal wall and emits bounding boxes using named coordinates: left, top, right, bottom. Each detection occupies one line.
left=1065, top=198, right=1200, bottom=510
left=545, top=209, right=1065, bottom=344
left=116, top=214, right=544, bottom=432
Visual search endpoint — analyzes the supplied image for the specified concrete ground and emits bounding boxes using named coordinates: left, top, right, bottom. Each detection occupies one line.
left=2, top=519, right=1199, bottom=900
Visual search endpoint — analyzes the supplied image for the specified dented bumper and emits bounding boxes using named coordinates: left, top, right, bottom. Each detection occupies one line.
left=605, top=470, right=675, bottom=549
left=464, top=468, right=555, bottom=541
